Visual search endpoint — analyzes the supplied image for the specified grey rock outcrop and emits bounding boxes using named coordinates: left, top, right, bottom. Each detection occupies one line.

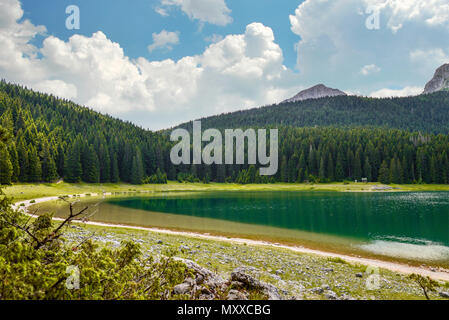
left=423, top=64, right=449, bottom=94
left=231, top=267, right=282, bottom=300
left=282, top=84, right=347, bottom=103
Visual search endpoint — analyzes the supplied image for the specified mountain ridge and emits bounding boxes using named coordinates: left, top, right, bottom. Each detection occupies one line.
left=424, top=63, right=449, bottom=94
left=282, top=84, right=347, bottom=103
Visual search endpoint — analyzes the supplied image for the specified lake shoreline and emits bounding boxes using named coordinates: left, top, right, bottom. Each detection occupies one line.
left=5, top=181, right=449, bottom=203
left=14, top=194, right=449, bottom=282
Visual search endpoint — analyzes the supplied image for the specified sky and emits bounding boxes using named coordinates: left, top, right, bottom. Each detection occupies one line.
left=1, top=0, right=449, bottom=130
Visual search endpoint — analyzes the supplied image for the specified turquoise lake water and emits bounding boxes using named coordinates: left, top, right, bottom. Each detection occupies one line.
left=104, top=191, right=449, bottom=263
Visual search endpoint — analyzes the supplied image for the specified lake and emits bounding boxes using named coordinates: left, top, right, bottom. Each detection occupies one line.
left=47, top=191, right=449, bottom=265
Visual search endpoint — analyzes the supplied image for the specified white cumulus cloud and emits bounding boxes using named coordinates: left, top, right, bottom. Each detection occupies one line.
left=0, top=0, right=299, bottom=130
left=289, top=0, right=449, bottom=95
left=148, top=30, right=180, bottom=52
left=160, top=0, right=232, bottom=26
left=369, top=86, right=422, bottom=98
left=360, top=64, right=380, bottom=76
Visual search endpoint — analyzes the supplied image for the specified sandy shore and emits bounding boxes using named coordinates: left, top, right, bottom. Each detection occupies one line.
left=13, top=195, right=449, bottom=282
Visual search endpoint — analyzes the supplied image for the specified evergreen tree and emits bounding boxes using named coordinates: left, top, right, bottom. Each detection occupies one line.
left=335, top=153, right=345, bottom=181
left=98, top=143, right=111, bottom=183
left=64, top=140, right=82, bottom=183
left=16, top=135, right=28, bottom=182
left=27, top=145, right=41, bottom=182
left=353, top=150, right=362, bottom=181
left=280, top=156, right=288, bottom=182
left=327, top=154, right=335, bottom=182
left=131, top=149, right=144, bottom=185
left=82, top=145, right=100, bottom=183
left=390, top=157, right=403, bottom=184
left=41, top=142, right=58, bottom=182
left=319, top=157, right=326, bottom=182
left=110, top=152, right=120, bottom=183
left=0, top=142, right=13, bottom=185
left=8, top=143, right=19, bottom=182
left=379, top=160, right=390, bottom=184
left=364, top=157, right=372, bottom=182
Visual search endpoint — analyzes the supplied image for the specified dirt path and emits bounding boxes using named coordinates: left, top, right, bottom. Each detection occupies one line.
left=13, top=195, right=449, bottom=282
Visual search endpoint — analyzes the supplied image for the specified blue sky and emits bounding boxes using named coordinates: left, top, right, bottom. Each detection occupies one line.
left=2, top=0, right=449, bottom=130
left=20, top=0, right=301, bottom=69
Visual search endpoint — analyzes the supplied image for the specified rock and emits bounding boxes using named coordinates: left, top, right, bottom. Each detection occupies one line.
left=324, top=291, right=339, bottom=300
left=440, top=292, right=449, bottom=299
left=173, top=283, right=191, bottom=295
left=231, top=267, right=281, bottom=300
left=183, top=260, right=226, bottom=293
left=231, top=268, right=260, bottom=288
left=322, top=268, right=334, bottom=273
left=156, top=240, right=163, bottom=244
left=282, top=84, right=347, bottom=103
left=275, top=269, right=285, bottom=275
left=199, top=293, right=215, bottom=300
left=423, top=64, right=449, bottom=94
left=321, top=284, right=331, bottom=291
left=195, top=274, right=204, bottom=285
left=179, top=245, right=190, bottom=252
left=355, top=273, right=364, bottom=278
left=230, top=281, right=245, bottom=290
left=227, top=290, right=248, bottom=300
left=312, top=287, right=324, bottom=294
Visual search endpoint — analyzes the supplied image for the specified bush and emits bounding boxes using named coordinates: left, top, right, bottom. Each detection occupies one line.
left=0, top=190, right=188, bottom=300
left=143, top=169, right=167, bottom=184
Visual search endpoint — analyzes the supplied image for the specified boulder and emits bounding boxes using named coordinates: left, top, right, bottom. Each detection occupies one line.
left=231, top=267, right=281, bottom=300
left=227, top=290, right=248, bottom=300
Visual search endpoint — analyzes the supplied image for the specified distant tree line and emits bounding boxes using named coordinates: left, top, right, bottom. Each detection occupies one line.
left=1, top=81, right=449, bottom=185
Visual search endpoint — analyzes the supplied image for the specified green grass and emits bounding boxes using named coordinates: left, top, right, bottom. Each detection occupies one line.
left=3, top=181, right=449, bottom=202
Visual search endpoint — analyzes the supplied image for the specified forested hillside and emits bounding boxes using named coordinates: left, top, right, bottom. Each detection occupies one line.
left=0, top=81, right=170, bottom=185
left=1, top=81, right=449, bottom=185
left=177, top=93, right=449, bottom=134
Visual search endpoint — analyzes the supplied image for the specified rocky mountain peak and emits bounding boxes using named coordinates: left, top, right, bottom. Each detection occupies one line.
left=423, top=63, right=449, bottom=94
left=282, top=84, right=347, bottom=103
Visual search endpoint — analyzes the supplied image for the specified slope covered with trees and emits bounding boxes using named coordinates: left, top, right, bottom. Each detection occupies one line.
left=1, top=81, right=449, bottom=185
left=177, top=92, right=449, bottom=134
left=0, top=81, right=170, bottom=185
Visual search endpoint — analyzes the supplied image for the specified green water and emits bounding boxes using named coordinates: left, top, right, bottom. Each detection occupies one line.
left=105, top=191, right=449, bottom=263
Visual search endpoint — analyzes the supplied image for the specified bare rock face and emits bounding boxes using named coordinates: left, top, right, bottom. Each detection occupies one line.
left=282, top=84, right=347, bottom=103
left=423, top=64, right=449, bottom=94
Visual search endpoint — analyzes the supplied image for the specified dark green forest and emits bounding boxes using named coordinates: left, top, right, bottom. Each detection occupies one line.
left=1, top=80, right=449, bottom=185
left=177, top=92, right=449, bottom=134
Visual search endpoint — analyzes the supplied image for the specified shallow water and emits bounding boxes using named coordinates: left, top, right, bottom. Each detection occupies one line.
left=49, top=191, right=449, bottom=264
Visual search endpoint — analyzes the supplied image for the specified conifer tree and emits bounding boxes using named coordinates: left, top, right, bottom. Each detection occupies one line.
left=131, top=149, right=144, bottom=185
left=64, top=139, right=83, bottom=183
left=110, top=153, right=120, bottom=183
left=327, top=154, right=335, bottom=182
left=8, top=143, right=19, bottom=182
left=364, top=157, right=372, bottom=182
left=27, top=145, right=41, bottom=182
left=41, top=142, right=58, bottom=182
left=335, top=154, right=345, bottom=182
left=82, top=145, right=100, bottom=183
left=319, top=157, right=326, bottom=182
left=0, top=142, right=13, bottom=185
left=379, top=160, right=390, bottom=184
